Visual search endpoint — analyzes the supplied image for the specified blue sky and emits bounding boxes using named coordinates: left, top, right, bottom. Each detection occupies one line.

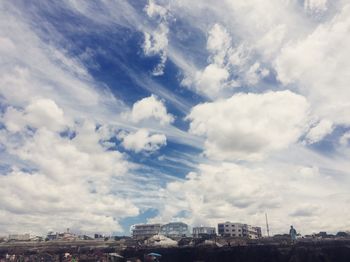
left=1, top=0, right=350, bottom=236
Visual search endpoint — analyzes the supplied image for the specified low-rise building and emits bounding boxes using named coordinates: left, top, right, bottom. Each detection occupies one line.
left=132, top=224, right=161, bottom=239
left=255, top=226, right=262, bottom=238
left=248, top=225, right=262, bottom=239
left=160, top=222, right=189, bottom=238
left=46, top=232, right=58, bottom=241
left=218, top=222, right=262, bottom=239
left=8, top=234, right=30, bottom=241
left=192, top=226, right=216, bottom=238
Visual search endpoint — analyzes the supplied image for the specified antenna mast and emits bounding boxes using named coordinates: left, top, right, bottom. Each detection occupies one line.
left=265, top=213, right=270, bottom=237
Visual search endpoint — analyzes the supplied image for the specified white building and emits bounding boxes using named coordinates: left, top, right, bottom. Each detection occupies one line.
left=218, top=222, right=262, bottom=239
left=192, top=226, right=216, bottom=238
left=8, top=234, right=30, bottom=241
left=248, top=225, right=262, bottom=239
left=132, top=224, right=161, bottom=239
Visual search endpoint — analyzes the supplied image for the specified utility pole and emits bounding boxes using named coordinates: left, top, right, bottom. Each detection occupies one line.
left=265, top=213, right=270, bottom=237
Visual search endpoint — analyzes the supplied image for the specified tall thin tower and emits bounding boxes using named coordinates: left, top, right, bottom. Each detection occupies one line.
left=265, top=213, right=270, bottom=237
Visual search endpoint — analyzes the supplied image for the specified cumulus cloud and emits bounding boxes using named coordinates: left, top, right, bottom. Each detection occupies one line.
left=154, top=161, right=350, bottom=234
left=187, top=91, right=310, bottom=160
left=0, top=168, right=138, bottom=234
left=0, top=119, right=142, bottom=234
left=128, top=95, right=174, bottom=125
left=193, top=64, right=230, bottom=97
left=2, top=99, right=69, bottom=133
left=182, top=24, right=233, bottom=97
left=207, top=24, right=232, bottom=66
left=118, top=129, right=166, bottom=153
left=276, top=4, right=350, bottom=125
left=184, top=23, right=270, bottom=98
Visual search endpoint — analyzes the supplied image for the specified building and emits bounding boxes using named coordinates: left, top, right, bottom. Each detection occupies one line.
left=218, top=222, right=262, bottom=239
left=8, top=234, right=30, bottom=241
left=160, top=222, right=189, bottom=238
left=132, top=224, right=161, bottom=239
left=46, top=229, right=77, bottom=241
left=218, top=222, right=245, bottom=237
left=46, top=232, right=58, bottom=241
left=253, top=226, right=262, bottom=238
left=248, top=225, right=262, bottom=239
left=192, top=226, right=216, bottom=238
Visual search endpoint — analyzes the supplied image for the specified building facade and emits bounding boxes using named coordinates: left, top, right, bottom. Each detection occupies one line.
left=8, top=234, right=30, bottom=241
left=251, top=226, right=262, bottom=239
left=218, top=222, right=262, bottom=239
left=160, top=222, right=189, bottom=238
left=192, top=226, right=216, bottom=238
left=132, top=224, right=161, bottom=239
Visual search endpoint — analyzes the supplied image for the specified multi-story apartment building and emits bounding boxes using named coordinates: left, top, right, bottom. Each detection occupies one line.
left=132, top=224, right=161, bottom=239
left=160, top=222, right=189, bottom=238
left=218, top=222, right=262, bottom=239
left=251, top=226, right=262, bottom=239
left=192, top=226, right=216, bottom=238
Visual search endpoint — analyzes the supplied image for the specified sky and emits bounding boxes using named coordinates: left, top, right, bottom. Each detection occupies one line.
left=0, top=0, right=350, bottom=237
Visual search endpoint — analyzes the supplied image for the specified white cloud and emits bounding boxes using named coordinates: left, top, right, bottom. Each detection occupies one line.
left=339, top=132, right=350, bottom=146
left=154, top=160, right=350, bottom=234
left=0, top=121, right=142, bottom=234
left=119, top=129, right=166, bottom=153
left=183, top=24, right=233, bottom=97
left=184, top=23, right=270, bottom=98
left=128, top=95, right=174, bottom=125
left=145, top=0, right=168, bottom=19
left=193, top=64, right=230, bottom=97
left=142, top=0, right=170, bottom=76
left=0, top=4, right=121, bottom=116
left=2, top=0, right=350, bottom=237
left=187, top=91, right=310, bottom=160
left=0, top=2, right=161, bottom=235
left=0, top=36, right=15, bottom=52
left=305, top=119, right=333, bottom=144
left=207, top=24, right=232, bottom=66
left=304, top=0, right=328, bottom=13
left=2, top=99, right=69, bottom=133
left=276, top=4, right=350, bottom=125
left=169, top=1, right=307, bottom=98
left=0, top=167, right=138, bottom=232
